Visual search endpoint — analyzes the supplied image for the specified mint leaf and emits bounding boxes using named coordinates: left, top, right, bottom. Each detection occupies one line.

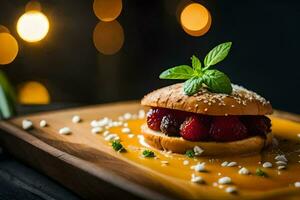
left=204, top=42, right=232, bottom=69
left=202, top=70, right=232, bottom=94
left=256, top=168, right=267, bottom=177
left=183, top=77, right=203, bottom=96
left=185, top=150, right=195, bottom=158
left=191, top=55, right=201, bottom=74
left=159, top=65, right=194, bottom=80
left=142, top=149, right=155, bottom=157
left=112, top=140, right=125, bottom=152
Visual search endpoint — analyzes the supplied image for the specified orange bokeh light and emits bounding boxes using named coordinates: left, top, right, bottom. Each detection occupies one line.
left=0, top=32, right=19, bottom=65
left=93, top=0, right=122, bottom=22
left=93, top=20, right=124, bottom=55
left=18, top=81, right=50, bottom=104
left=180, top=3, right=211, bottom=37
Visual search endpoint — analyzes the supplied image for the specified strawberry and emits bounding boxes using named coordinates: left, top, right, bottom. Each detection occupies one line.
left=210, top=116, right=248, bottom=142
left=146, top=108, right=169, bottom=131
left=241, top=116, right=271, bottom=135
left=180, top=115, right=210, bottom=141
left=160, top=114, right=181, bottom=136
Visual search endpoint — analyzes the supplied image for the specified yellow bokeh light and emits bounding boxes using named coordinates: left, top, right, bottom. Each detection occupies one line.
left=180, top=3, right=211, bottom=37
left=0, top=33, right=19, bottom=65
left=18, top=81, right=50, bottom=104
left=93, top=20, right=124, bottom=55
left=17, top=11, right=49, bottom=42
left=93, top=0, right=122, bottom=22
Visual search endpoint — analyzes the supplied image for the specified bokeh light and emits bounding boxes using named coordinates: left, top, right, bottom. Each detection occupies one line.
left=25, top=0, right=42, bottom=12
left=93, top=20, right=124, bottom=55
left=180, top=3, right=211, bottom=37
left=18, top=81, right=50, bottom=104
left=93, top=0, right=122, bottom=22
left=17, top=11, right=49, bottom=42
left=0, top=32, right=19, bottom=65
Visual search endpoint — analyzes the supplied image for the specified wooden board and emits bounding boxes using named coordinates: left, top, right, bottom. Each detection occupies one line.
left=0, top=101, right=299, bottom=200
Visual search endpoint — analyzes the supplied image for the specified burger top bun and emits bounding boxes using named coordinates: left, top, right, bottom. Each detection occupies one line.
left=141, top=83, right=272, bottom=116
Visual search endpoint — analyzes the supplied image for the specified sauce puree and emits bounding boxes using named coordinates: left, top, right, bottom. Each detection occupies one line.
left=102, top=116, right=300, bottom=199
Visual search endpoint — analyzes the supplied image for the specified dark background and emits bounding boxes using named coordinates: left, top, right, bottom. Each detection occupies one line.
left=1, top=0, right=300, bottom=113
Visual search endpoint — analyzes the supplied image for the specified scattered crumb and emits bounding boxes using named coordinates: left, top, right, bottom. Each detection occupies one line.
left=72, top=115, right=81, bottom=123
left=22, top=119, right=33, bottom=130
left=39, top=120, right=47, bottom=127
left=59, top=127, right=71, bottom=135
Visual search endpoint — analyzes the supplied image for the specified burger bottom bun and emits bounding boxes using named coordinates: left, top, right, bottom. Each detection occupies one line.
left=141, top=124, right=273, bottom=156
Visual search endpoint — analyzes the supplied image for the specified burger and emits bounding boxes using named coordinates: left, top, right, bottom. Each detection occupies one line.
left=140, top=42, right=273, bottom=156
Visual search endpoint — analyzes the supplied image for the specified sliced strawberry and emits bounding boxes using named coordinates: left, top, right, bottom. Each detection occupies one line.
left=180, top=115, right=210, bottom=141
left=241, top=115, right=271, bottom=135
left=146, top=108, right=169, bottom=131
left=210, top=116, right=248, bottom=142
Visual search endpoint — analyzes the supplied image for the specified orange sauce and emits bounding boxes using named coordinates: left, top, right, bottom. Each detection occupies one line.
left=101, top=116, right=300, bottom=199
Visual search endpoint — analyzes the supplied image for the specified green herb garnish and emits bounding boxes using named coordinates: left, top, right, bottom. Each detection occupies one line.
left=185, top=149, right=195, bottom=158
left=112, top=140, right=125, bottom=152
left=142, top=149, right=155, bottom=158
left=256, top=168, right=267, bottom=177
left=159, top=42, right=233, bottom=96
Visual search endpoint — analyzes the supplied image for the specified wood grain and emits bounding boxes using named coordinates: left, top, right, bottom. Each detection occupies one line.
left=0, top=101, right=299, bottom=200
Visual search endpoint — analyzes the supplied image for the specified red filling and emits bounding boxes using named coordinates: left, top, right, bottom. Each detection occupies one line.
left=146, top=107, right=271, bottom=142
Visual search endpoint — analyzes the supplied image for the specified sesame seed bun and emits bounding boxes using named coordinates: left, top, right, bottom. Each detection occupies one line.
left=141, top=124, right=273, bottom=156
left=141, top=83, right=273, bottom=116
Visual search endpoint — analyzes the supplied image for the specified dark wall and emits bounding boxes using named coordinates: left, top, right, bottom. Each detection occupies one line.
left=1, top=0, right=300, bottom=113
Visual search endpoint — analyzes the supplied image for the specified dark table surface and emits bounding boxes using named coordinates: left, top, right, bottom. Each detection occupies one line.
left=0, top=103, right=83, bottom=200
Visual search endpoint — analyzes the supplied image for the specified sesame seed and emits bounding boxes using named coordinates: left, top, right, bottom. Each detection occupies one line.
left=191, top=174, right=204, bottom=184
left=218, top=177, right=232, bottom=185
left=225, top=186, right=237, bottom=194
left=183, top=160, right=189, bottom=165
left=90, top=120, right=99, bottom=127
left=161, top=161, right=169, bottom=165
left=276, top=161, right=287, bottom=166
left=262, top=162, right=272, bottom=168
left=295, top=182, right=300, bottom=188
left=128, top=134, right=134, bottom=138
left=104, top=134, right=119, bottom=141
left=221, top=161, right=229, bottom=167
left=238, top=167, right=250, bottom=175
left=103, top=130, right=110, bottom=136
left=121, top=127, right=131, bottom=134
left=91, top=127, right=103, bottom=134
left=192, top=162, right=206, bottom=172
left=297, top=134, right=300, bottom=138
left=278, top=166, right=286, bottom=170
left=204, top=108, right=208, bottom=112
left=275, top=155, right=288, bottom=162
left=193, top=146, right=204, bottom=155
left=227, top=162, right=237, bottom=167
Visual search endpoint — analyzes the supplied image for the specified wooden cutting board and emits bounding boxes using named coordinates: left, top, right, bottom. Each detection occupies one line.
left=0, top=101, right=299, bottom=200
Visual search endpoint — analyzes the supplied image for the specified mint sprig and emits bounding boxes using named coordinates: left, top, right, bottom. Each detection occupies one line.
left=159, top=42, right=233, bottom=96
